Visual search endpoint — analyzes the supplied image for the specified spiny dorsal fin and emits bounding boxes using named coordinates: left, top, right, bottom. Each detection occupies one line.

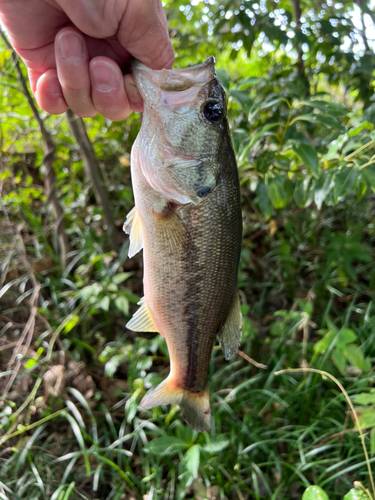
left=126, top=297, right=158, bottom=332
left=123, top=207, right=143, bottom=258
left=218, top=291, right=243, bottom=361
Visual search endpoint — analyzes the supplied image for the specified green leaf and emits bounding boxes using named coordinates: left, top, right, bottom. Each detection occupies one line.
left=114, top=296, right=129, bottom=316
left=64, top=315, right=79, bottom=334
left=336, top=328, right=357, bottom=348
left=311, top=114, right=345, bottom=131
left=348, top=121, right=374, bottom=136
left=254, top=182, right=273, bottom=218
left=354, top=393, right=375, bottom=406
left=97, top=296, right=110, bottom=311
left=332, top=348, right=346, bottom=375
left=266, top=174, right=294, bottom=209
left=294, top=177, right=315, bottom=208
left=302, top=485, right=329, bottom=500
left=362, top=165, right=375, bottom=190
left=147, top=436, right=189, bottom=456
left=112, top=272, right=133, bottom=285
left=185, top=444, right=200, bottom=479
left=230, top=90, right=252, bottom=113
left=202, top=439, right=230, bottom=453
left=314, top=172, right=335, bottom=209
left=357, top=408, right=375, bottom=429
left=216, top=68, right=230, bottom=90
left=334, top=167, right=357, bottom=201
left=293, top=143, right=319, bottom=178
left=300, top=99, right=348, bottom=117
left=343, top=344, right=363, bottom=370
left=344, top=488, right=371, bottom=500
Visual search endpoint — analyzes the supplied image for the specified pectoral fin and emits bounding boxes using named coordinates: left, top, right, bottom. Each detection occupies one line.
left=218, top=292, right=243, bottom=361
left=126, top=297, right=158, bottom=332
left=155, top=208, right=193, bottom=254
left=123, top=207, right=143, bottom=258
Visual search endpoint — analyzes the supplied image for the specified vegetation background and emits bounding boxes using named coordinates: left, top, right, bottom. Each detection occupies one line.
left=1, top=0, right=375, bottom=498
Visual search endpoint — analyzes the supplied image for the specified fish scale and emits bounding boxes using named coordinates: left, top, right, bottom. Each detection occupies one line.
left=124, top=57, right=243, bottom=431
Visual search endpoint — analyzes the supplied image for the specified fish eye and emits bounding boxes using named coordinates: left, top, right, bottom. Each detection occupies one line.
left=203, top=102, right=223, bottom=123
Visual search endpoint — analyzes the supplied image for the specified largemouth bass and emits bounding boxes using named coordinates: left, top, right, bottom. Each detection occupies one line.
left=124, top=57, right=242, bottom=432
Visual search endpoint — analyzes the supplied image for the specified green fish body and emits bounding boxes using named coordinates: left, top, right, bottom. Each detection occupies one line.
left=124, top=57, right=242, bottom=431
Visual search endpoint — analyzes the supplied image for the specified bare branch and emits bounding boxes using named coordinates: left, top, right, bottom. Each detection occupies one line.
left=66, top=109, right=118, bottom=250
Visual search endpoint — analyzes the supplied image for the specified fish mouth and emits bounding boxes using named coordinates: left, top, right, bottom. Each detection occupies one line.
left=132, top=57, right=216, bottom=94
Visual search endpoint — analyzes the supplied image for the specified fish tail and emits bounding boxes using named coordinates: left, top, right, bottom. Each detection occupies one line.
left=141, top=376, right=211, bottom=432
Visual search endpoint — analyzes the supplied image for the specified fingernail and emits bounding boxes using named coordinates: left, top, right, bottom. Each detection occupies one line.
left=58, top=31, right=84, bottom=64
left=47, top=75, right=62, bottom=96
left=124, top=74, right=142, bottom=103
left=91, top=61, right=117, bottom=92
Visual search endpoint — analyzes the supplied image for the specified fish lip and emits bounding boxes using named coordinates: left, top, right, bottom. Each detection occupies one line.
left=132, top=57, right=217, bottom=92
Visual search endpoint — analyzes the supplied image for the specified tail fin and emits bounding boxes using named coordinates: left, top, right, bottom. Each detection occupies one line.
left=140, top=376, right=211, bottom=432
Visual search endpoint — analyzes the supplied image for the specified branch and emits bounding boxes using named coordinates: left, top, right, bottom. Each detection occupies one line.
left=66, top=109, right=118, bottom=251
left=291, top=0, right=310, bottom=97
left=0, top=29, right=69, bottom=267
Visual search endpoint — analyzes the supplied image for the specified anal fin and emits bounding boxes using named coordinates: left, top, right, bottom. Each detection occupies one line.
left=218, top=291, right=243, bottom=361
left=126, top=297, right=158, bottom=332
left=123, top=207, right=143, bottom=258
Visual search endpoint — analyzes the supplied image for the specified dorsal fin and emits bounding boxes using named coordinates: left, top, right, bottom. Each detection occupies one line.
left=123, top=207, right=144, bottom=258
left=126, top=297, right=158, bottom=332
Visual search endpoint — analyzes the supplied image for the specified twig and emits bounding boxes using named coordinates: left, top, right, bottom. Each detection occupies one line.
left=237, top=350, right=268, bottom=369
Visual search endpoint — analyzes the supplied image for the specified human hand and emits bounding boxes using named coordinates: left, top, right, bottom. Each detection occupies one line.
left=0, top=0, right=174, bottom=120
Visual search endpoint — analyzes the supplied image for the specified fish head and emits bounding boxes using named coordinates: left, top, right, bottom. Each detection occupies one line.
left=132, top=58, right=230, bottom=204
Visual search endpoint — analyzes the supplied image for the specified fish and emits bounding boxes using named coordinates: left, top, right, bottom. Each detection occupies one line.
left=123, top=57, right=242, bottom=432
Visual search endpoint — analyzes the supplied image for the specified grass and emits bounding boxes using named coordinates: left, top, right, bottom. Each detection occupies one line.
left=1, top=195, right=375, bottom=500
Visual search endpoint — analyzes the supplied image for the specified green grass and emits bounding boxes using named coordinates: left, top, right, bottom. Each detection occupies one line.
left=1, top=197, right=375, bottom=500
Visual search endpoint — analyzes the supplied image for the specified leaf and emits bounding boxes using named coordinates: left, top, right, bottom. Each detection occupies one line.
left=332, top=348, right=346, bottom=375
left=343, top=489, right=370, bottom=500
left=300, top=99, right=348, bottom=117
left=260, top=97, right=289, bottom=109
left=266, top=174, right=294, bottom=209
left=230, top=90, right=252, bottom=113
left=112, top=272, right=133, bottom=285
left=293, top=143, right=319, bottom=178
left=302, top=485, right=329, bottom=500
left=254, top=182, right=273, bottom=218
left=362, top=165, right=375, bottom=190
left=114, top=296, right=129, bottom=316
left=125, top=397, right=138, bottom=423
left=314, top=172, right=335, bottom=209
left=202, top=439, right=230, bottom=453
left=97, top=296, right=110, bottom=311
left=311, top=114, right=345, bottom=132
left=371, top=427, right=375, bottom=455
left=334, top=167, right=357, bottom=201
left=185, top=444, right=200, bottom=479
left=348, top=121, right=374, bottom=136
left=343, top=344, right=363, bottom=370
left=147, top=436, right=189, bottom=456
left=294, top=177, right=315, bottom=208
left=354, top=393, right=375, bottom=406
left=216, top=68, right=230, bottom=90
left=64, top=315, right=79, bottom=334
left=357, top=408, right=375, bottom=429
